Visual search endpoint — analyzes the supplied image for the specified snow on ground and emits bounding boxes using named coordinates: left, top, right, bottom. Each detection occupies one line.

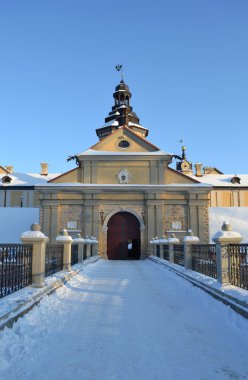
left=0, top=207, right=39, bottom=243
left=0, top=260, right=248, bottom=380
left=209, top=207, right=248, bottom=242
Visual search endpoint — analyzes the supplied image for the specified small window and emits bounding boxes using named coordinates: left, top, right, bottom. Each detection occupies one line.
left=231, top=176, right=241, bottom=184
left=118, top=140, right=130, bottom=148
left=2, top=175, right=12, bottom=184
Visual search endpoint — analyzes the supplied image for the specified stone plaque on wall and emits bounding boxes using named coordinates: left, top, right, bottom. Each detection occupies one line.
left=67, top=221, right=77, bottom=229
left=171, top=221, right=182, bottom=230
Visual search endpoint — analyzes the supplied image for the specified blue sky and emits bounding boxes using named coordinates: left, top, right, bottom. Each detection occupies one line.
left=0, top=0, right=247, bottom=175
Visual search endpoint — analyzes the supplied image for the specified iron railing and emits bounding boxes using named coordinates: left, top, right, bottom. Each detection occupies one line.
left=228, top=244, right=248, bottom=290
left=71, top=244, right=79, bottom=265
left=191, top=244, right=217, bottom=279
left=156, top=244, right=160, bottom=258
left=83, top=245, right=87, bottom=260
left=163, top=245, right=169, bottom=261
left=0, top=244, right=32, bottom=299
left=174, top=244, right=184, bottom=266
left=45, top=244, right=63, bottom=277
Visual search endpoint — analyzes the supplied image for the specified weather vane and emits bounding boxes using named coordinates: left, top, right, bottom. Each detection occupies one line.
left=115, top=64, right=124, bottom=81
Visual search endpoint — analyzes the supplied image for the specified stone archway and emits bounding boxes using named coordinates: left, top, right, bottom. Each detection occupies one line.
left=107, top=212, right=141, bottom=260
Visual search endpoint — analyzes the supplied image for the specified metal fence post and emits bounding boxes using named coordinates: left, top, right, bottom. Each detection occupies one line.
left=212, top=222, right=242, bottom=285
left=21, top=223, right=48, bottom=288
left=56, top=229, right=73, bottom=271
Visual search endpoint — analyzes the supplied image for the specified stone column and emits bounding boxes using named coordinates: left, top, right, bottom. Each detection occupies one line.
left=56, top=229, right=73, bottom=271
left=41, top=205, right=49, bottom=238
left=147, top=205, right=155, bottom=250
left=198, top=206, right=206, bottom=242
left=155, top=205, right=163, bottom=238
left=150, top=161, right=157, bottom=184
left=212, top=222, right=242, bottom=285
left=51, top=205, right=59, bottom=242
left=21, top=223, right=48, bottom=287
left=84, top=205, right=92, bottom=237
left=183, top=229, right=200, bottom=269
left=189, top=205, right=198, bottom=238
left=73, top=234, right=85, bottom=263
left=167, top=234, right=180, bottom=263
left=93, top=205, right=100, bottom=255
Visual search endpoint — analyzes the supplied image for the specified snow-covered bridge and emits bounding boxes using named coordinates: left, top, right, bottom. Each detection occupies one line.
left=0, top=259, right=248, bottom=380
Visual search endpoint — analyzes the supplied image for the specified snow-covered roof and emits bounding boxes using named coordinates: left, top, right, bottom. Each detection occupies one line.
left=188, top=174, right=248, bottom=187
left=128, top=122, right=148, bottom=131
left=77, top=149, right=172, bottom=156
left=36, top=183, right=211, bottom=189
left=0, top=172, right=61, bottom=186
left=102, top=120, right=119, bottom=128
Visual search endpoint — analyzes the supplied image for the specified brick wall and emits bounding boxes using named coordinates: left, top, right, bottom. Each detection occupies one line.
left=59, top=205, right=84, bottom=231
left=164, top=205, right=187, bottom=232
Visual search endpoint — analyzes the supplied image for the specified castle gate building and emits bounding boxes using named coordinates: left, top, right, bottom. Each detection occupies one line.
left=37, top=79, right=211, bottom=259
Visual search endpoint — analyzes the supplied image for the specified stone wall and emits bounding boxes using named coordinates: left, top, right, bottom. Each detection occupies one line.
left=164, top=205, right=187, bottom=232
left=59, top=205, right=84, bottom=232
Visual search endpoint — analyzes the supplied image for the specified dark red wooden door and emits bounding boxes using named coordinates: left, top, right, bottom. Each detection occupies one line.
left=107, top=212, right=140, bottom=260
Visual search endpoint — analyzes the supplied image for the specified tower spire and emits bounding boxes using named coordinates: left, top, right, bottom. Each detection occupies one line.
left=95, top=72, right=149, bottom=140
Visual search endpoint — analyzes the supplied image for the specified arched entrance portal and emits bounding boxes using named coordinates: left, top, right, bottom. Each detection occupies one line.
left=107, top=212, right=141, bottom=260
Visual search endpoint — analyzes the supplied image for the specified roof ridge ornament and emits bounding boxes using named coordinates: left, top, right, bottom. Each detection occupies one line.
left=115, top=64, right=124, bottom=82
left=179, top=138, right=186, bottom=160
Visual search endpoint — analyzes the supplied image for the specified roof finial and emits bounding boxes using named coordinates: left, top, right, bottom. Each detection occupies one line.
left=179, top=138, right=186, bottom=159
left=115, top=64, right=124, bottom=82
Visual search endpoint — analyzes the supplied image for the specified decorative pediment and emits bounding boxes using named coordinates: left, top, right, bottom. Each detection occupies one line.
left=79, top=126, right=162, bottom=154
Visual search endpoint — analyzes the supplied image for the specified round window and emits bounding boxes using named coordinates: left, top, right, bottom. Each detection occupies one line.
left=118, top=140, right=130, bottom=148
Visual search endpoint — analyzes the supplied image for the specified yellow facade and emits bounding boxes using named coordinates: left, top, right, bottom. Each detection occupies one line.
left=38, top=125, right=211, bottom=258
left=2, top=79, right=247, bottom=259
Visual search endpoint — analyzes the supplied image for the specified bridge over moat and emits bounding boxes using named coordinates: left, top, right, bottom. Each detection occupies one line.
left=0, top=259, right=248, bottom=380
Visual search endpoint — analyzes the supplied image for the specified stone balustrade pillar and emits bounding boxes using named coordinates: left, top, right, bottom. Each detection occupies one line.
left=183, top=229, right=200, bottom=269
left=84, top=236, right=92, bottom=258
left=212, top=222, right=242, bottom=285
left=56, top=229, right=73, bottom=271
left=90, top=237, right=99, bottom=256
left=149, top=238, right=155, bottom=256
left=159, top=237, right=168, bottom=260
left=153, top=237, right=160, bottom=257
left=73, top=234, right=85, bottom=263
left=21, top=223, right=48, bottom=288
left=167, top=234, right=180, bottom=263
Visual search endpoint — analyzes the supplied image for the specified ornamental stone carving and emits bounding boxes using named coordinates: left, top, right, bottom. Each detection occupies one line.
left=117, top=169, right=131, bottom=184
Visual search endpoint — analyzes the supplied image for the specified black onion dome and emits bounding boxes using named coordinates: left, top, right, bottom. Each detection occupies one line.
left=115, top=80, right=130, bottom=93
left=95, top=78, right=149, bottom=140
